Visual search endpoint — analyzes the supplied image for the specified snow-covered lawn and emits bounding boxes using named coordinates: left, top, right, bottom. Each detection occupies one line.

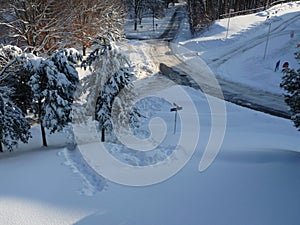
left=1, top=86, right=300, bottom=225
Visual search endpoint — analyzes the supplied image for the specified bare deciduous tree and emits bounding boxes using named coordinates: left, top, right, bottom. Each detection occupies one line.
left=0, top=0, right=126, bottom=55
left=68, top=0, right=126, bottom=56
left=125, top=0, right=148, bottom=30
left=0, top=0, right=73, bottom=55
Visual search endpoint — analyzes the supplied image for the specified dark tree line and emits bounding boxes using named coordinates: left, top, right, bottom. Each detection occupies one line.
left=125, top=0, right=168, bottom=31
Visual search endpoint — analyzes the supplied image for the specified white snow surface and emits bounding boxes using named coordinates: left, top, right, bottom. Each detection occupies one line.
left=1, top=2, right=300, bottom=225
left=1, top=87, right=300, bottom=225
left=178, top=1, right=300, bottom=94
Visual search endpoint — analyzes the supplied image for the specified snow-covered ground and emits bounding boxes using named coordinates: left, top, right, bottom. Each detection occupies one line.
left=178, top=1, right=300, bottom=94
left=1, top=87, right=300, bottom=225
left=1, top=2, right=300, bottom=225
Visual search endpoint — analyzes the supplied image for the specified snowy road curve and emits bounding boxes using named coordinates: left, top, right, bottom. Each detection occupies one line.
left=131, top=4, right=292, bottom=118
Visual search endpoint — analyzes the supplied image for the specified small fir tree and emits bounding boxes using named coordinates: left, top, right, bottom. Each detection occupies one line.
left=26, top=49, right=81, bottom=146
left=280, top=48, right=300, bottom=130
left=80, top=35, right=137, bottom=141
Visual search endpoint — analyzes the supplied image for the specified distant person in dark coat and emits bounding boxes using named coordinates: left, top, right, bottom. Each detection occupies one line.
left=274, top=60, right=280, bottom=72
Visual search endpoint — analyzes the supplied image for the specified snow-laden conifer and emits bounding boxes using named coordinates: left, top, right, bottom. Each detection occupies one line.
left=26, top=49, right=81, bottom=146
left=0, top=87, right=31, bottom=152
left=80, top=35, right=138, bottom=141
left=280, top=48, right=300, bottom=130
left=0, top=45, right=33, bottom=114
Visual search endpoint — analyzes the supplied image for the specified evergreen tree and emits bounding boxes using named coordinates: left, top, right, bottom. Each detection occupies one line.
left=80, top=35, right=137, bottom=141
left=95, top=65, right=133, bottom=133
left=280, top=49, right=300, bottom=130
left=0, top=87, right=31, bottom=152
left=0, top=45, right=32, bottom=152
left=25, top=49, right=80, bottom=146
left=0, top=45, right=81, bottom=148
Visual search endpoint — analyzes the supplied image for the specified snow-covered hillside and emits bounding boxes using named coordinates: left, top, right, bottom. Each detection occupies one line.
left=178, top=1, right=300, bottom=94
left=1, top=2, right=300, bottom=225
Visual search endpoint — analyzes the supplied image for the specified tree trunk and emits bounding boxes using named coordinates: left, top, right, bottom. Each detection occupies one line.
left=83, top=45, right=86, bottom=56
left=38, top=99, right=47, bottom=147
left=101, top=127, right=105, bottom=142
left=134, top=20, right=138, bottom=30
left=40, top=123, right=47, bottom=147
left=0, top=142, right=3, bottom=152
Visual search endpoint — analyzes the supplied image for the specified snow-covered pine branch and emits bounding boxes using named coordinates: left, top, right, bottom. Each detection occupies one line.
left=0, top=84, right=31, bottom=152
left=0, top=45, right=33, bottom=114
